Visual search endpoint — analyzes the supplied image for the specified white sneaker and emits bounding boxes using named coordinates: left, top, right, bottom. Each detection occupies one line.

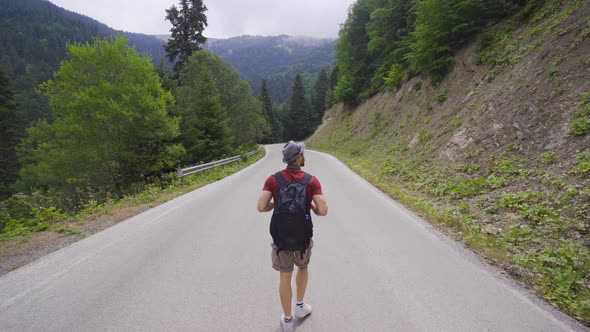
left=294, top=303, right=312, bottom=319
left=281, top=314, right=294, bottom=332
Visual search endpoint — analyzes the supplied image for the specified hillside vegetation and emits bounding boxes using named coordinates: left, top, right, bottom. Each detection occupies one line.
left=203, top=35, right=336, bottom=103
left=0, top=0, right=167, bottom=132
left=309, top=0, right=590, bottom=324
left=0, top=0, right=271, bottom=247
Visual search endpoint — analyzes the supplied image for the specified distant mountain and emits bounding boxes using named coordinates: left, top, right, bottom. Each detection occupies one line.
left=0, top=0, right=167, bottom=129
left=202, top=35, right=337, bottom=103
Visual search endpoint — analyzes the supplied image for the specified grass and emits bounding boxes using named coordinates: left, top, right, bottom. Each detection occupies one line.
left=308, top=104, right=590, bottom=325
left=0, top=148, right=265, bottom=241
left=304, top=2, right=590, bottom=320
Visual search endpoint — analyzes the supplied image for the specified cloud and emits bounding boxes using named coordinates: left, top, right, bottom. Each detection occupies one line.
left=49, top=0, right=355, bottom=38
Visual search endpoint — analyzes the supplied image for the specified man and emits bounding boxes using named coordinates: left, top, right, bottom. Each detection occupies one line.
left=257, top=141, right=328, bottom=332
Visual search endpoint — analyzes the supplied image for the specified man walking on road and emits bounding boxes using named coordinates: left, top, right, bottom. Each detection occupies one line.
left=257, top=141, right=328, bottom=332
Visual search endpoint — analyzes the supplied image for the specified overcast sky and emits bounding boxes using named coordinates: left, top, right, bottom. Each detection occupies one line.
left=48, top=0, right=356, bottom=38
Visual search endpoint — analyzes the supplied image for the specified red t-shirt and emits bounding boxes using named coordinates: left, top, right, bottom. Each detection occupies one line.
left=263, top=168, right=323, bottom=206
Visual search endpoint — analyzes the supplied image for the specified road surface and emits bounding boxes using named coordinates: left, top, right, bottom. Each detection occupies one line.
left=0, top=145, right=586, bottom=331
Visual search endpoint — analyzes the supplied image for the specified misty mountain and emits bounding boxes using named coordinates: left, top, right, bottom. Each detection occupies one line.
left=156, top=35, right=336, bottom=104
left=205, top=35, right=336, bottom=103
left=0, top=0, right=167, bottom=129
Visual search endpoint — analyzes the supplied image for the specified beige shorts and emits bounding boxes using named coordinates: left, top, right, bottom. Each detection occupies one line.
left=271, top=239, right=314, bottom=272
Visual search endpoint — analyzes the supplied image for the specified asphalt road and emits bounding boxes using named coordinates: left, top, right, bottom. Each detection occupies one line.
left=0, top=145, right=586, bottom=331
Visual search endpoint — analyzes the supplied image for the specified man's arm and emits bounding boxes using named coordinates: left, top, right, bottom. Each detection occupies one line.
left=311, top=194, right=328, bottom=216
left=257, top=190, right=274, bottom=212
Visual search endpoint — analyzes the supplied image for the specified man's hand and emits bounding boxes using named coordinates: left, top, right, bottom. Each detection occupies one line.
left=257, top=191, right=274, bottom=212
left=311, top=202, right=319, bottom=215
left=311, top=195, right=328, bottom=216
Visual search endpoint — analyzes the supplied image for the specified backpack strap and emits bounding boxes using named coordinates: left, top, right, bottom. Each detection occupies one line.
left=274, top=171, right=288, bottom=186
left=299, top=173, right=312, bottom=186
left=300, top=173, right=313, bottom=212
left=274, top=171, right=312, bottom=185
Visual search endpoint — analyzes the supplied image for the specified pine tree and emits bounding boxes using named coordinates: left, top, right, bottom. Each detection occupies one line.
left=165, top=0, right=208, bottom=76
left=326, top=66, right=339, bottom=106
left=288, top=74, right=311, bottom=140
left=176, top=54, right=233, bottom=164
left=260, top=80, right=280, bottom=143
left=0, top=68, right=19, bottom=199
left=312, top=69, right=329, bottom=128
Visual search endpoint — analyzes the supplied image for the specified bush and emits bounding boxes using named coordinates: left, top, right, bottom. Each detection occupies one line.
left=571, top=105, right=590, bottom=135
left=384, top=64, right=406, bottom=89
left=571, top=153, right=590, bottom=178
left=0, top=206, right=67, bottom=240
left=538, top=152, right=557, bottom=164
left=435, top=89, right=448, bottom=102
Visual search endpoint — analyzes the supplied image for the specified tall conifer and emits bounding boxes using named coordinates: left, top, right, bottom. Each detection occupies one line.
left=165, top=0, right=208, bottom=76
left=312, top=69, right=329, bottom=128
left=260, top=80, right=280, bottom=142
left=176, top=55, right=233, bottom=164
left=0, top=68, right=19, bottom=199
left=288, top=74, right=311, bottom=140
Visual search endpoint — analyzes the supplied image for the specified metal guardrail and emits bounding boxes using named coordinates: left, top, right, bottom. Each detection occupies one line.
left=177, top=150, right=258, bottom=179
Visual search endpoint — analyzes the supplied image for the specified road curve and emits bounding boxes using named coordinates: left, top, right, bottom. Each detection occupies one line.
left=0, top=145, right=586, bottom=331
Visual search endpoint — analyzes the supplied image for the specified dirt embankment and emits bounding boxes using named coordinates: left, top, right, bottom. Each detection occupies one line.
left=309, top=1, right=590, bottom=325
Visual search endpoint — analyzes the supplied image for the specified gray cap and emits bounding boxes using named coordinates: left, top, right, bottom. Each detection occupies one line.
left=282, top=140, right=306, bottom=164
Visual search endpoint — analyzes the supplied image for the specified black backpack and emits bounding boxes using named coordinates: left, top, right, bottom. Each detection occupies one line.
left=270, top=171, right=313, bottom=254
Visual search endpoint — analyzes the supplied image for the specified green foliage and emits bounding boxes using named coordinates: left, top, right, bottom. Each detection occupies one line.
left=437, top=177, right=486, bottom=198
left=19, top=36, right=183, bottom=205
left=457, top=163, right=480, bottom=174
left=571, top=103, right=590, bottom=135
left=312, top=69, right=330, bottom=128
left=487, top=190, right=542, bottom=213
left=260, top=80, right=282, bottom=143
left=0, top=206, right=67, bottom=240
left=384, top=64, right=406, bottom=89
left=486, top=190, right=562, bottom=224
left=176, top=52, right=233, bottom=164
left=0, top=67, right=20, bottom=199
left=325, top=66, right=339, bottom=106
left=0, top=0, right=169, bottom=159
left=570, top=153, right=590, bottom=179
left=485, top=174, right=509, bottom=189
left=187, top=50, right=268, bottom=147
left=1, top=150, right=264, bottom=240
left=334, top=0, right=375, bottom=104
left=435, top=89, right=448, bottom=102
left=334, top=74, right=355, bottom=104
left=165, top=0, right=208, bottom=75
left=334, top=0, right=527, bottom=102
left=418, top=131, right=433, bottom=141
left=287, top=74, right=313, bottom=140
left=205, top=36, right=337, bottom=104
left=516, top=241, right=590, bottom=321
left=538, top=152, right=557, bottom=164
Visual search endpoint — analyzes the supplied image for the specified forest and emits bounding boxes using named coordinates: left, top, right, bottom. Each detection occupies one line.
left=332, top=0, right=535, bottom=104
left=0, top=0, right=335, bottom=239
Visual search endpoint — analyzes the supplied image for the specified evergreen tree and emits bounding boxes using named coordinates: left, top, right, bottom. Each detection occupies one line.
left=312, top=69, right=329, bottom=128
left=189, top=50, right=268, bottom=147
left=165, top=0, right=208, bottom=75
left=260, top=80, right=280, bottom=143
left=0, top=68, right=19, bottom=199
left=287, top=74, right=312, bottom=140
left=326, top=66, right=339, bottom=106
left=334, top=0, right=375, bottom=104
left=176, top=54, right=233, bottom=164
left=19, top=37, right=183, bottom=202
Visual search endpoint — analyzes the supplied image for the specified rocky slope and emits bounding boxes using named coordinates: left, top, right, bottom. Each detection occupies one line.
left=309, top=1, right=590, bottom=324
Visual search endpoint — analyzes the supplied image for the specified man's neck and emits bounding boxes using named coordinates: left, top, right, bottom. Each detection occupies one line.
left=287, top=164, right=301, bottom=170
